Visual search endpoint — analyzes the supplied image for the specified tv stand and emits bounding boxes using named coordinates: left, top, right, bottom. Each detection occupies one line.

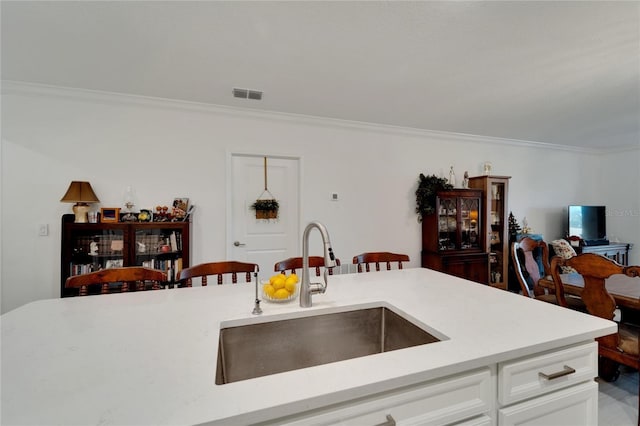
left=582, top=239, right=610, bottom=246
left=575, top=242, right=632, bottom=266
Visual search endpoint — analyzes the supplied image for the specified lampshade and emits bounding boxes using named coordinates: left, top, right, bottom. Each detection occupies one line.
left=61, top=181, right=100, bottom=223
left=60, top=181, right=100, bottom=204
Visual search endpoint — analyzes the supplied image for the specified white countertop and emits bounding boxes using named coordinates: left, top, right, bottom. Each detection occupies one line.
left=1, top=268, right=616, bottom=425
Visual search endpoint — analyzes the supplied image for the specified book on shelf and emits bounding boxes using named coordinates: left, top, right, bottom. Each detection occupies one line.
left=176, top=232, right=183, bottom=251
left=170, top=232, right=178, bottom=252
left=141, top=257, right=182, bottom=283
left=70, top=263, right=95, bottom=276
left=175, top=257, right=183, bottom=278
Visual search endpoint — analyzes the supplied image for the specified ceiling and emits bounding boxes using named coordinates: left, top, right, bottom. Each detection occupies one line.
left=2, top=1, right=639, bottom=150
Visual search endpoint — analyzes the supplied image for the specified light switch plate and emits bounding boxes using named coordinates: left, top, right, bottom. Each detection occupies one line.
left=39, top=224, right=49, bottom=236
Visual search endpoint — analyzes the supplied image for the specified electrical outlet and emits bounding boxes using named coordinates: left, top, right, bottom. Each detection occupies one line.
left=331, top=192, right=339, bottom=201
left=38, top=224, right=49, bottom=236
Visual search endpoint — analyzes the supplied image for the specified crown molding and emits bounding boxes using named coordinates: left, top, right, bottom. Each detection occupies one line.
left=2, top=80, right=615, bottom=154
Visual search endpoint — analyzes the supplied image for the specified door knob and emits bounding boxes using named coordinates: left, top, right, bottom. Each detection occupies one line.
left=233, top=241, right=246, bottom=247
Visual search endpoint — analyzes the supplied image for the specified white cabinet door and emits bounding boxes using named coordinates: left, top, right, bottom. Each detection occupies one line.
left=498, top=381, right=598, bottom=426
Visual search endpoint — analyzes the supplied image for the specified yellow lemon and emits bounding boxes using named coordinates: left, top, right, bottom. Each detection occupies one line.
left=263, top=283, right=276, bottom=297
left=273, top=288, right=290, bottom=299
left=284, top=278, right=297, bottom=293
left=285, top=275, right=297, bottom=285
left=272, top=275, right=286, bottom=290
left=288, top=273, right=298, bottom=283
left=269, top=274, right=283, bottom=285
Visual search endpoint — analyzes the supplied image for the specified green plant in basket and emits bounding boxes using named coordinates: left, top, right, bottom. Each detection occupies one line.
left=251, top=199, right=279, bottom=219
left=415, top=173, right=453, bottom=222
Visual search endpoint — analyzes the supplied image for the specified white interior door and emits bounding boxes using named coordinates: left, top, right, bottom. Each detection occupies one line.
left=228, top=154, right=300, bottom=280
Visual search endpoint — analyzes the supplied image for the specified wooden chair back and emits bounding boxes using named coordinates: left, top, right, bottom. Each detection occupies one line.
left=65, top=267, right=167, bottom=296
left=352, top=252, right=409, bottom=273
left=511, top=237, right=551, bottom=298
left=551, top=253, right=640, bottom=328
left=179, top=261, right=259, bottom=286
left=274, top=256, right=341, bottom=277
left=551, top=253, right=640, bottom=414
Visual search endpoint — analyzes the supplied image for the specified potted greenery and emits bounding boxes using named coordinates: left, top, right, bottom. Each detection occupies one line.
left=415, top=173, right=453, bottom=222
left=251, top=199, right=280, bottom=219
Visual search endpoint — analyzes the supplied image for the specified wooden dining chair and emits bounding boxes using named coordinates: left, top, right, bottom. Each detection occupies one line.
left=551, top=253, right=640, bottom=423
left=65, top=267, right=167, bottom=296
left=352, top=252, right=410, bottom=273
left=274, top=256, right=341, bottom=277
left=178, top=261, right=259, bottom=286
left=511, top=237, right=585, bottom=311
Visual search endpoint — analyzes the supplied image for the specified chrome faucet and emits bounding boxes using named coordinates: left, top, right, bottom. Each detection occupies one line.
left=300, top=221, right=336, bottom=307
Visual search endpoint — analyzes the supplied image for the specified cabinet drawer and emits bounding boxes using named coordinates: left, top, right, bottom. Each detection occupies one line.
left=454, top=414, right=492, bottom=425
left=498, top=342, right=597, bottom=406
left=498, top=380, right=598, bottom=426
left=274, top=368, right=492, bottom=426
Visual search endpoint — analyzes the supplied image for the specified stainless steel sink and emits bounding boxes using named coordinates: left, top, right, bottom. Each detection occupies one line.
left=215, top=305, right=442, bottom=384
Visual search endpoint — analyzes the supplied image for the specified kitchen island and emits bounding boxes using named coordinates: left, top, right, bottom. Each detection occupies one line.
left=1, top=268, right=615, bottom=425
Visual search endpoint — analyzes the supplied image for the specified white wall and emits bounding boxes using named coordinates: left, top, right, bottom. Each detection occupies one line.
left=2, top=82, right=638, bottom=313
left=600, top=149, right=640, bottom=246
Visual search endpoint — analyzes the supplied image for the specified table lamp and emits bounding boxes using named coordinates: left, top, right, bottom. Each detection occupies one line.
left=469, top=210, right=478, bottom=227
left=60, top=181, right=100, bottom=223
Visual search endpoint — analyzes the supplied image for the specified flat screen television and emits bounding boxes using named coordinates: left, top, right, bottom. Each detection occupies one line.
left=568, top=205, right=608, bottom=245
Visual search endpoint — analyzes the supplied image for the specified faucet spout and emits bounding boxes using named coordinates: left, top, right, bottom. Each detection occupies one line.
left=300, top=221, right=336, bottom=308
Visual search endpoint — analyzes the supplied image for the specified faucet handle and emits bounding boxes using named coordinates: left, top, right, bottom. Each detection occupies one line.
left=325, top=247, right=337, bottom=267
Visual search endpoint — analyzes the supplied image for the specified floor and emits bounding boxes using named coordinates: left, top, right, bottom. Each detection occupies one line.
left=599, top=366, right=638, bottom=425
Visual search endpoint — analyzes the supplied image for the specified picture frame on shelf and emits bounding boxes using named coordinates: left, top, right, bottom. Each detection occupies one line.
left=100, top=207, right=120, bottom=223
left=172, top=197, right=189, bottom=220
left=105, top=259, right=124, bottom=269
left=110, top=240, right=124, bottom=252
left=173, top=198, right=189, bottom=211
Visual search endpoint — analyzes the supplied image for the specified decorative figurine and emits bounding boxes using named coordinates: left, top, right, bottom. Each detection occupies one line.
left=154, top=205, right=172, bottom=222
left=90, top=241, right=98, bottom=256
left=449, top=166, right=456, bottom=187
left=462, top=171, right=469, bottom=188
left=121, top=186, right=138, bottom=222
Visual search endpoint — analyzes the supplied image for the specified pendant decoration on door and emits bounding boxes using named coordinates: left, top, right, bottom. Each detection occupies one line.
left=250, top=157, right=280, bottom=220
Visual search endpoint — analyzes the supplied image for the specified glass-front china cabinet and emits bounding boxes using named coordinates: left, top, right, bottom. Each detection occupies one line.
left=421, top=189, right=489, bottom=284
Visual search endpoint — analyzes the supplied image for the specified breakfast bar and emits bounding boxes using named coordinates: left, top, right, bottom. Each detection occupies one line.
left=1, top=268, right=615, bottom=425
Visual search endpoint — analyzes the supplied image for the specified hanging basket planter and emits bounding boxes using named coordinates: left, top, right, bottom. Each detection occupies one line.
left=251, top=198, right=279, bottom=219
left=256, top=210, right=278, bottom=220
left=251, top=157, right=280, bottom=220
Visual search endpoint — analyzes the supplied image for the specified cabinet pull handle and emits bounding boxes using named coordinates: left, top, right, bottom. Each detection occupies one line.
left=539, top=365, right=576, bottom=380
left=373, top=414, right=396, bottom=426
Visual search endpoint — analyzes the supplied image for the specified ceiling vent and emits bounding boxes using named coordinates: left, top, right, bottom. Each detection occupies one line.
left=233, top=87, right=263, bottom=101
